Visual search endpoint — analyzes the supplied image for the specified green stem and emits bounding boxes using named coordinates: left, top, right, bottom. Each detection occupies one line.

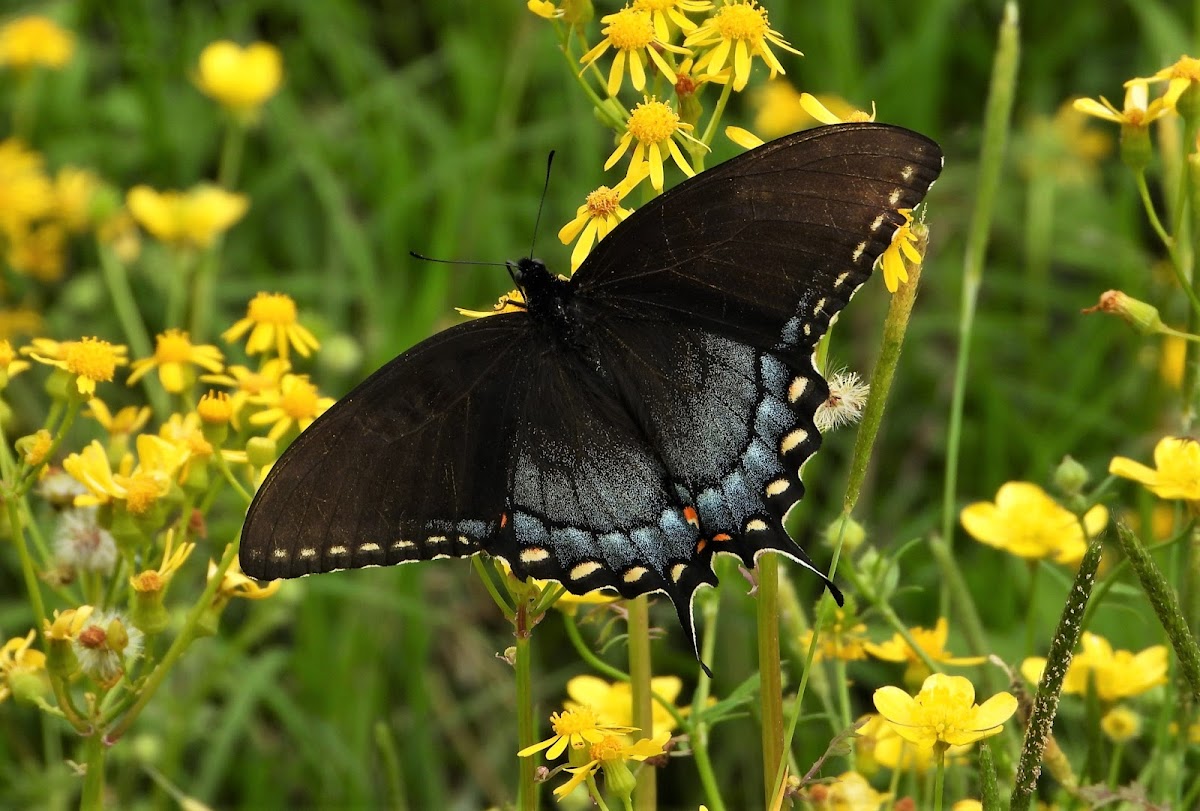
left=188, top=246, right=221, bottom=344
left=626, top=595, right=655, bottom=811
left=833, top=658, right=855, bottom=771
left=97, top=240, right=167, bottom=416
left=756, top=553, right=784, bottom=807
left=585, top=774, right=613, bottom=811
left=690, top=590, right=727, bottom=811
left=1114, top=523, right=1200, bottom=699
left=7, top=492, right=47, bottom=633
left=218, top=119, right=246, bottom=189
left=940, top=0, right=1020, bottom=597
left=699, top=79, right=734, bottom=150
left=106, top=539, right=240, bottom=735
left=933, top=745, right=946, bottom=811
left=1011, top=536, right=1103, bottom=811
left=79, top=732, right=107, bottom=811
left=927, top=536, right=993, bottom=692
left=515, top=600, right=539, bottom=811
left=165, top=248, right=192, bottom=330
left=1024, top=561, right=1041, bottom=655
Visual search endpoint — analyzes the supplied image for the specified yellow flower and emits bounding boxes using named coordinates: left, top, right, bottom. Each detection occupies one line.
left=873, top=674, right=1017, bottom=750
left=633, top=0, right=712, bottom=41
left=565, top=675, right=683, bottom=738
left=129, top=530, right=195, bottom=595
left=43, top=606, right=94, bottom=641
left=127, top=329, right=224, bottom=394
left=209, top=558, right=281, bottom=602
left=201, top=358, right=290, bottom=428
left=749, top=78, right=804, bottom=138
left=960, top=481, right=1108, bottom=565
left=0, top=339, right=30, bottom=383
left=1022, top=632, right=1168, bottom=702
left=800, top=607, right=871, bottom=663
left=1161, top=334, right=1186, bottom=389
left=197, top=390, right=234, bottom=425
left=799, top=92, right=875, bottom=124
left=127, top=184, right=248, bottom=249
left=552, top=732, right=669, bottom=800
left=527, top=0, right=562, bottom=19
left=605, top=96, right=704, bottom=191
left=63, top=435, right=189, bottom=515
left=223, top=292, right=320, bottom=360
left=579, top=7, right=689, bottom=97
left=248, top=373, right=334, bottom=441
left=455, top=289, right=528, bottom=319
left=864, top=618, right=987, bottom=686
left=0, top=630, right=46, bottom=702
left=85, top=399, right=152, bottom=439
left=1073, top=80, right=1170, bottom=128
left=0, top=15, right=74, bottom=69
left=54, top=166, right=101, bottom=232
left=1100, top=705, right=1142, bottom=743
left=725, top=125, right=765, bottom=149
left=1110, top=437, right=1200, bottom=502
left=684, top=0, right=800, bottom=92
left=517, top=706, right=637, bottom=760
left=1130, top=55, right=1200, bottom=109
left=558, top=170, right=645, bottom=271
left=803, top=771, right=888, bottom=811
left=856, top=714, right=971, bottom=773
left=877, top=208, right=922, bottom=293
left=8, top=222, right=66, bottom=281
left=17, top=428, right=52, bottom=467
left=0, top=139, right=54, bottom=237
left=195, top=41, right=283, bottom=114
left=952, top=803, right=983, bottom=811
left=159, top=412, right=215, bottom=468
left=25, top=336, right=129, bottom=397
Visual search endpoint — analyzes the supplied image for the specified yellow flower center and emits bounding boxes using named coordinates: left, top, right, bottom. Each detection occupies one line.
left=846, top=110, right=874, bottom=122
left=552, top=707, right=600, bottom=736
left=65, top=337, right=119, bottom=382
left=281, top=378, right=321, bottom=419
left=585, top=187, right=622, bottom=219
left=714, top=2, right=768, bottom=43
left=131, top=571, right=164, bottom=593
left=247, top=292, right=298, bottom=325
left=124, top=472, right=164, bottom=514
left=589, top=735, right=625, bottom=762
left=628, top=100, right=681, bottom=145
left=606, top=9, right=655, bottom=50
left=155, top=329, right=195, bottom=363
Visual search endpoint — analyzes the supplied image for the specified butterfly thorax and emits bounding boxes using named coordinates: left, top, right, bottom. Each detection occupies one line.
left=509, top=257, right=578, bottom=335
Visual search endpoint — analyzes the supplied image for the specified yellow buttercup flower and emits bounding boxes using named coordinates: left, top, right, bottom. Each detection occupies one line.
left=1130, top=55, right=1200, bottom=109
left=551, top=732, right=670, bottom=801
left=1021, top=632, right=1168, bottom=702
left=960, top=481, right=1108, bottom=565
left=1073, top=80, right=1170, bottom=128
left=63, top=435, right=189, bottom=515
left=558, top=168, right=645, bottom=271
left=579, top=7, right=689, bottom=97
left=85, top=399, right=152, bottom=439
left=201, top=358, right=290, bottom=428
left=1100, top=705, right=1142, bottom=743
left=8, top=222, right=66, bottom=281
left=517, top=706, right=637, bottom=760
left=0, top=15, right=74, bottom=70
left=864, top=618, right=986, bottom=687
left=0, top=139, right=54, bottom=237
left=127, top=184, right=248, bottom=249
left=800, top=607, right=871, bottom=663
left=223, top=292, right=320, bottom=360
left=54, top=166, right=101, bottom=232
left=248, top=373, right=334, bottom=441
left=605, top=96, right=704, bottom=191
left=799, top=92, right=875, bottom=124
left=1110, top=436, right=1200, bottom=502
left=565, top=675, right=683, bottom=738
left=801, top=771, right=888, bottom=811
left=684, top=0, right=800, bottom=92
left=877, top=208, right=922, bottom=293
left=856, top=714, right=972, bottom=774
left=25, top=336, right=128, bottom=397
left=0, top=630, right=47, bottom=704
left=195, top=41, right=283, bottom=114
left=127, top=329, right=224, bottom=394
left=873, top=673, right=1017, bottom=749
left=527, top=1, right=562, bottom=20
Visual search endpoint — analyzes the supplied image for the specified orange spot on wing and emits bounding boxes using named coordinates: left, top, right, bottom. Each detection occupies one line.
left=712, top=533, right=732, bottom=542
left=683, top=506, right=699, bottom=526
left=696, top=538, right=708, bottom=554
left=500, top=512, right=509, bottom=529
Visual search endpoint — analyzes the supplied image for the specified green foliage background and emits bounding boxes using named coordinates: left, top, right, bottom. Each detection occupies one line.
left=1, top=0, right=1197, bottom=808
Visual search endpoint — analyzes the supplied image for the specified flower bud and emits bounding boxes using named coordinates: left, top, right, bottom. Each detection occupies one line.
left=1054, top=455, right=1090, bottom=495
left=1081, top=290, right=1165, bottom=335
left=824, top=514, right=866, bottom=553
left=246, top=436, right=278, bottom=468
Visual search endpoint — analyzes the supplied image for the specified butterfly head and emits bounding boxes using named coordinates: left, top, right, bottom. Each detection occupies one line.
left=507, top=257, right=571, bottom=319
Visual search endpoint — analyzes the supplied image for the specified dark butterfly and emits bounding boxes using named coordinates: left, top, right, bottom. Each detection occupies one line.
left=240, top=123, right=943, bottom=661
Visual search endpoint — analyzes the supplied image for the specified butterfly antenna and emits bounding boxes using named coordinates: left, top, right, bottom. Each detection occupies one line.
left=529, top=150, right=555, bottom=261
left=408, top=251, right=507, bottom=268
